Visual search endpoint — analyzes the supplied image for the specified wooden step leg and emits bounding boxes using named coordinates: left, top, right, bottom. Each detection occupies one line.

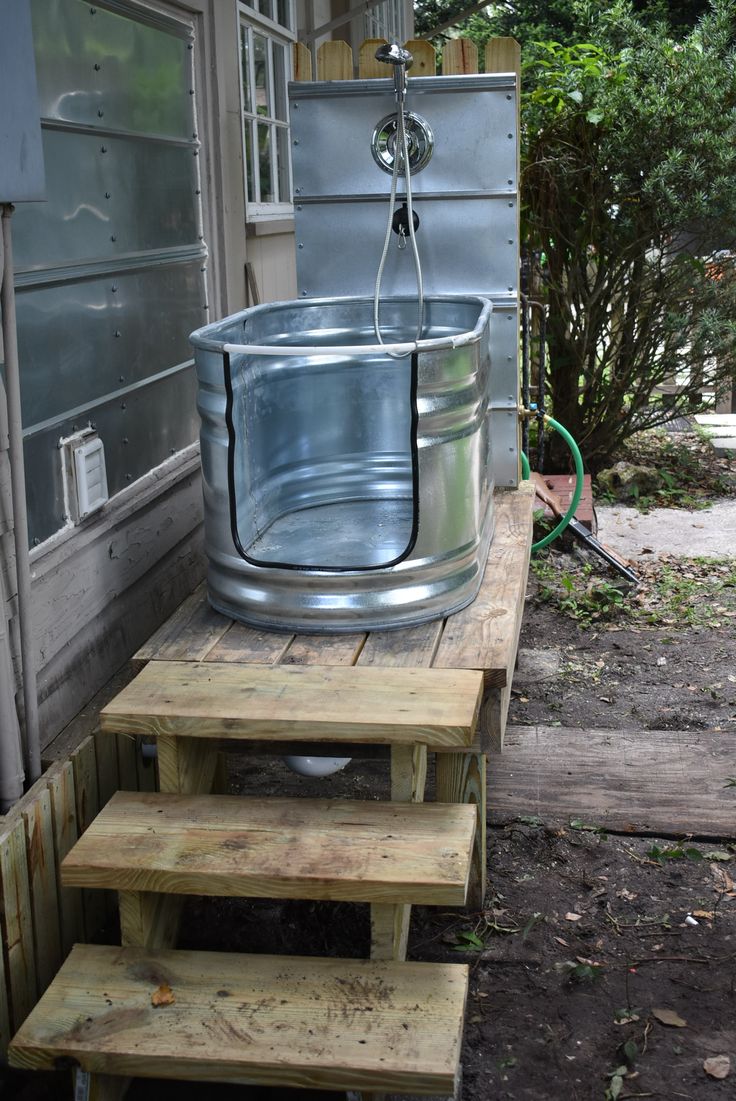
left=370, top=745, right=427, bottom=962
left=74, top=1068, right=129, bottom=1100
left=436, top=752, right=487, bottom=910
left=118, top=890, right=182, bottom=951
left=156, top=735, right=220, bottom=796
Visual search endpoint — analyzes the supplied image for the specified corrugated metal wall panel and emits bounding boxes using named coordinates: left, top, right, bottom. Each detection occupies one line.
left=12, top=0, right=207, bottom=544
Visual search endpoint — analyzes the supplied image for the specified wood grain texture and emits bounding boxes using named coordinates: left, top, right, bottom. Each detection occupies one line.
left=9, top=944, right=469, bottom=1095
left=62, top=792, right=475, bottom=906
left=20, top=789, right=62, bottom=995
left=156, top=736, right=219, bottom=796
left=433, top=485, right=534, bottom=688
left=281, top=633, right=365, bottom=666
left=317, top=40, right=353, bottom=80
left=133, top=584, right=229, bottom=665
left=490, top=726, right=736, bottom=838
left=100, top=663, right=483, bottom=748
left=442, top=38, right=478, bottom=75
left=358, top=38, right=389, bottom=78
left=71, top=736, right=105, bottom=941
left=293, top=41, right=313, bottom=82
left=205, top=622, right=293, bottom=664
left=0, top=817, right=38, bottom=1029
left=404, top=39, right=436, bottom=76
left=437, top=753, right=487, bottom=910
left=484, top=37, right=521, bottom=75
left=358, top=620, right=443, bottom=668
left=118, top=890, right=182, bottom=951
left=46, top=761, right=84, bottom=957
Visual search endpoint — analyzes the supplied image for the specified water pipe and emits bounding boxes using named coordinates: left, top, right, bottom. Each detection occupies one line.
left=520, top=409, right=585, bottom=552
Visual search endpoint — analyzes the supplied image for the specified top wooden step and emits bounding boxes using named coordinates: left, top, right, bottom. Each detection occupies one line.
left=100, top=662, right=483, bottom=748
left=9, top=943, right=468, bottom=1095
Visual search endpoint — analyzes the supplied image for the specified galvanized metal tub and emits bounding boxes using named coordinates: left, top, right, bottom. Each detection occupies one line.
left=190, top=294, right=494, bottom=632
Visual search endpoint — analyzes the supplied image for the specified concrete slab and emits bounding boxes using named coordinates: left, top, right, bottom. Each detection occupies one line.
left=597, top=499, right=736, bottom=559
left=694, top=413, right=736, bottom=427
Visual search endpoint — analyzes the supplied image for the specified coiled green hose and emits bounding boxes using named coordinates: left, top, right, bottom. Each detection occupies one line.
left=521, top=413, right=585, bottom=552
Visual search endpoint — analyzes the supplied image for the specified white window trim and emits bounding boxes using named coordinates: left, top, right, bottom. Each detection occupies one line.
left=238, top=1, right=296, bottom=223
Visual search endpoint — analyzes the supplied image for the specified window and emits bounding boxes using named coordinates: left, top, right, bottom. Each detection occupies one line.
left=364, top=0, right=409, bottom=45
left=239, top=2, right=295, bottom=220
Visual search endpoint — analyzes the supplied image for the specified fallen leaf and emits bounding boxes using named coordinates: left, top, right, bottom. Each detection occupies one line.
left=703, top=1055, right=731, bottom=1079
left=651, top=1008, right=687, bottom=1028
left=151, top=983, right=175, bottom=1008
left=692, top=910, right=714, bottom=920
left=565, top=912, right=582, bottom=922
left=617, top=888, right=637, bottom=901
left=614, top=1013, right=640, bottom=1026
left=554, top=936, right=569, bottom=947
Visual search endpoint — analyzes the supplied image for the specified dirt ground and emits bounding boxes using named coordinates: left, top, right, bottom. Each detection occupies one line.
left=4, top=433, right=735, bottom=1101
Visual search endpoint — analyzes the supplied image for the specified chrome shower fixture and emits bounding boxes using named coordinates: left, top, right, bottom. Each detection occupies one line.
left=375, top=42, right=413, bottom=101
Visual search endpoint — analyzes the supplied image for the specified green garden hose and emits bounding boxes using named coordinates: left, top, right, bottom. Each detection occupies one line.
left=521, top=412, right=585, bottom=552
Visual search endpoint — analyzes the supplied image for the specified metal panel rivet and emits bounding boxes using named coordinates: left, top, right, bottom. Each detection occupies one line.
left=294, top=187, right=302, bottom=194
left=121, top=402, right=126, bottom=410
left=189, top=90, right=195, bottom=95
left=508, top=285, right=513, bottom=291
left=507, top=133, right=513, bottom=139
left=97, top=109, right=104, bottom=118
left=170, top=449, right=176, bottom=455
left=126, top=474, right=132, bottom=481
left=110, top=235, right=116, bottom=242
left=114, top=330, right=121, bottom=338
left=508, top=179, right=513, bottom=185
left=298, top=243, right=303, bottom=249
left=90, top=7, right=96, bottom=14
left=301, top=290, right=307, bottom=296
left=111, top=284, right=117, bottom=292
left=293, top=139, right=300, bottom=145
left=123, top=437, right=129, bottom=445
left=193, top=150, right=199, bottom=157
left=105, top=191, right=111, bottom=199
left=508, top=239, right=513, bottom=244
left=33, top=538, right=40, bottom=546
left=508, top=202, right=513, bottom=208
left=508, top=447, right=514, bottom=451
left=293, top=103, right=299, bottom=108
left=192, top=132, right=197, bottom=140
left=296, top=205, right=302, bottom=211
left=195, top=189, right=201, bottom=195
left=118, top=375, right=124, bottom=382
left=94, top=63, right=101, bottom=71
left=188, top=43, right=193, bottom=51
left=100, top=146, right=107, bottom=153
left=506, top=94, right=512, bottom=100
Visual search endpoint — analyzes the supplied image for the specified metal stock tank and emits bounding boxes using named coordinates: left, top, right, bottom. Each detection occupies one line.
left=191, top=294, right=494, bottom=632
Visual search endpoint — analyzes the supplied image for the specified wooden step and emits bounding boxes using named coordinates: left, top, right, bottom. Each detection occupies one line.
left=62, top=791, right=477, bottom=905
left=100, top=661, right=483, bottom=748
left=9, top=944, right=468, bottom=1095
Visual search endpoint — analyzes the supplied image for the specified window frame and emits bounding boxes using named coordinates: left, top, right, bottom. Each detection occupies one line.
left=238, top=1, right=296, bottom=222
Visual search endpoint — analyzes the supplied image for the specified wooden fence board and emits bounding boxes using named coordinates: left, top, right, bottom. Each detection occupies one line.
left=404, top=39, right=436, bottom=76
left=359, top=38, right=389, bottom=78
left=317, top=40, right=353, bottom=80
left=46, top=761, right=84, bottom=957
left=71, top=737, right=106, bottom=941
left=0, top=817, right=38, bottom=1029
left=293, top=41, right=313, bottom=82
left=442, top=38, right=478, bottom=75
left=21, top=789, right=62, bottom=995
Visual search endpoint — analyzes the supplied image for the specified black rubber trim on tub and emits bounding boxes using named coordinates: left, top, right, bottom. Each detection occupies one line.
left=223, top=348, right=420, bottom=573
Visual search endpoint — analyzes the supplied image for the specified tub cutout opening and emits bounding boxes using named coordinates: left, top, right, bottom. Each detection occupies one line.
left=224, top=348, right=419, bottom=572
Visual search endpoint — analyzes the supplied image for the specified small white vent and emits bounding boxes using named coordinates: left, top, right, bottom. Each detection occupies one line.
left=60, top=429, right=109, bottom=522
left=73, top=436, right=108, bottom=518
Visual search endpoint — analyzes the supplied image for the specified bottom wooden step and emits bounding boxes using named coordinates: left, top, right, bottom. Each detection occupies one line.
left=9, top=944, right=468, bottom=1095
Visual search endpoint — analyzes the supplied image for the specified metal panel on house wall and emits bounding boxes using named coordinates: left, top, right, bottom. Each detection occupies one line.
left=11, top=0, right=207, bottom=544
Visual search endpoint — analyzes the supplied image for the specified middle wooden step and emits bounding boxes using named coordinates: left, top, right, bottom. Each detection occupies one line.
left=62, top=791, right=477, bottom=906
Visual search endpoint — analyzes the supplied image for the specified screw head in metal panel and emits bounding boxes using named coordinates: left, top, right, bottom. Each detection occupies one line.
left=296, top=205, right=302, bottom=211
left=110, top=235, right=116, bottom=241
left=301, top=290, right=307, bottom=296
left=125, top=473, right=132, bottom=481
left=293, top=139, right=300, bottom=145
left=121, top=402, right=126, bottom=410
left=33, top=537, right=40, bottom=546
left=105, top=191, right=111, bottom=199
left=298, top=243, right=303, bottom=249
left=506, top=94, right=512, bottom=100
left=97, top=109, right=104, bottom=118
left=114, top=329, right=121, bottom=337
left=94, top=63, right=101, bottom=71
left=123, top=437, right=129, bottom=445
left=195, top=189, right=201, bottom=195
left=119, top=375, right=125, bottom=382
left=508, top=133, right=514, bottom=139
left=100, top=146, right=107, bottom=153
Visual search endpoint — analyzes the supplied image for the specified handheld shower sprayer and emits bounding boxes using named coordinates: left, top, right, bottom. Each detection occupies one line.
left=374, top=43, right=413, bottom=102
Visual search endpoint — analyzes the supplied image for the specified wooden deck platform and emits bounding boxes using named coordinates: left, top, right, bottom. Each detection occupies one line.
left=127, top=485, right=534, bottom=909
left=489, top=725, right=736, bottom=838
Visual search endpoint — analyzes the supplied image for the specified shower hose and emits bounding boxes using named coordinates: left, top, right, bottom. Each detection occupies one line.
left=373, top=105, right=424, bottom=354
left=520, top=410, right=585, bottom=552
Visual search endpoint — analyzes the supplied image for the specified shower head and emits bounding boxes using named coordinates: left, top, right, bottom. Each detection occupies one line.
left=375, top=43, right=413, bottom=100
left=375, top=43, right=414, bottom=70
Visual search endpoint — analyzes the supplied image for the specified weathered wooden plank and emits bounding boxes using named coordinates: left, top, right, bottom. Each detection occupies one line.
left=76, top=1070, right=129, bottom=1101
left=359, top=38, right=389, bottom=78
left=46, top=760, right=84, bottom=958
left=9, top=944, right=469, bottom=1096
left=485, top=36, right=521, bottom=75
left=205, top=621, right=293, bottom=664
left=371, top=743, right=429, bottom=961
left=156, top=736, right=219, bottom=797
left=0, top=817, right=38, bottom=1029
left=115, top=733, right=139, bottom=792
left=490, top=726, right=736, bottom=838
left=132, top=583, right=229, bottom=665
left=100, top=662, right=483, bottom=748
left=71, top=736, right=106, bottom=941
left=21, top=788, right=62, bottom=995
left=293, top=41, right=313, bottom=82
left=433, top=485, right=534, bottom=688
left=118, top=890, right=182, bottom=951
left=442, top=38, right=478, bottom=75
left=0, top=921, right=10, bottom=1067
left=281, top=633, right=365, bottom=665
left=94, top=731, right=119, bottom=811
left=63, top=792, right=473, bottom=907
left=404, top=39, right=436, bottom=76
left=436, top=753, right=487, bottom=910
left=358, top=620, right=443, bottom=668
left=317, top=39, right=353, bottom=80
